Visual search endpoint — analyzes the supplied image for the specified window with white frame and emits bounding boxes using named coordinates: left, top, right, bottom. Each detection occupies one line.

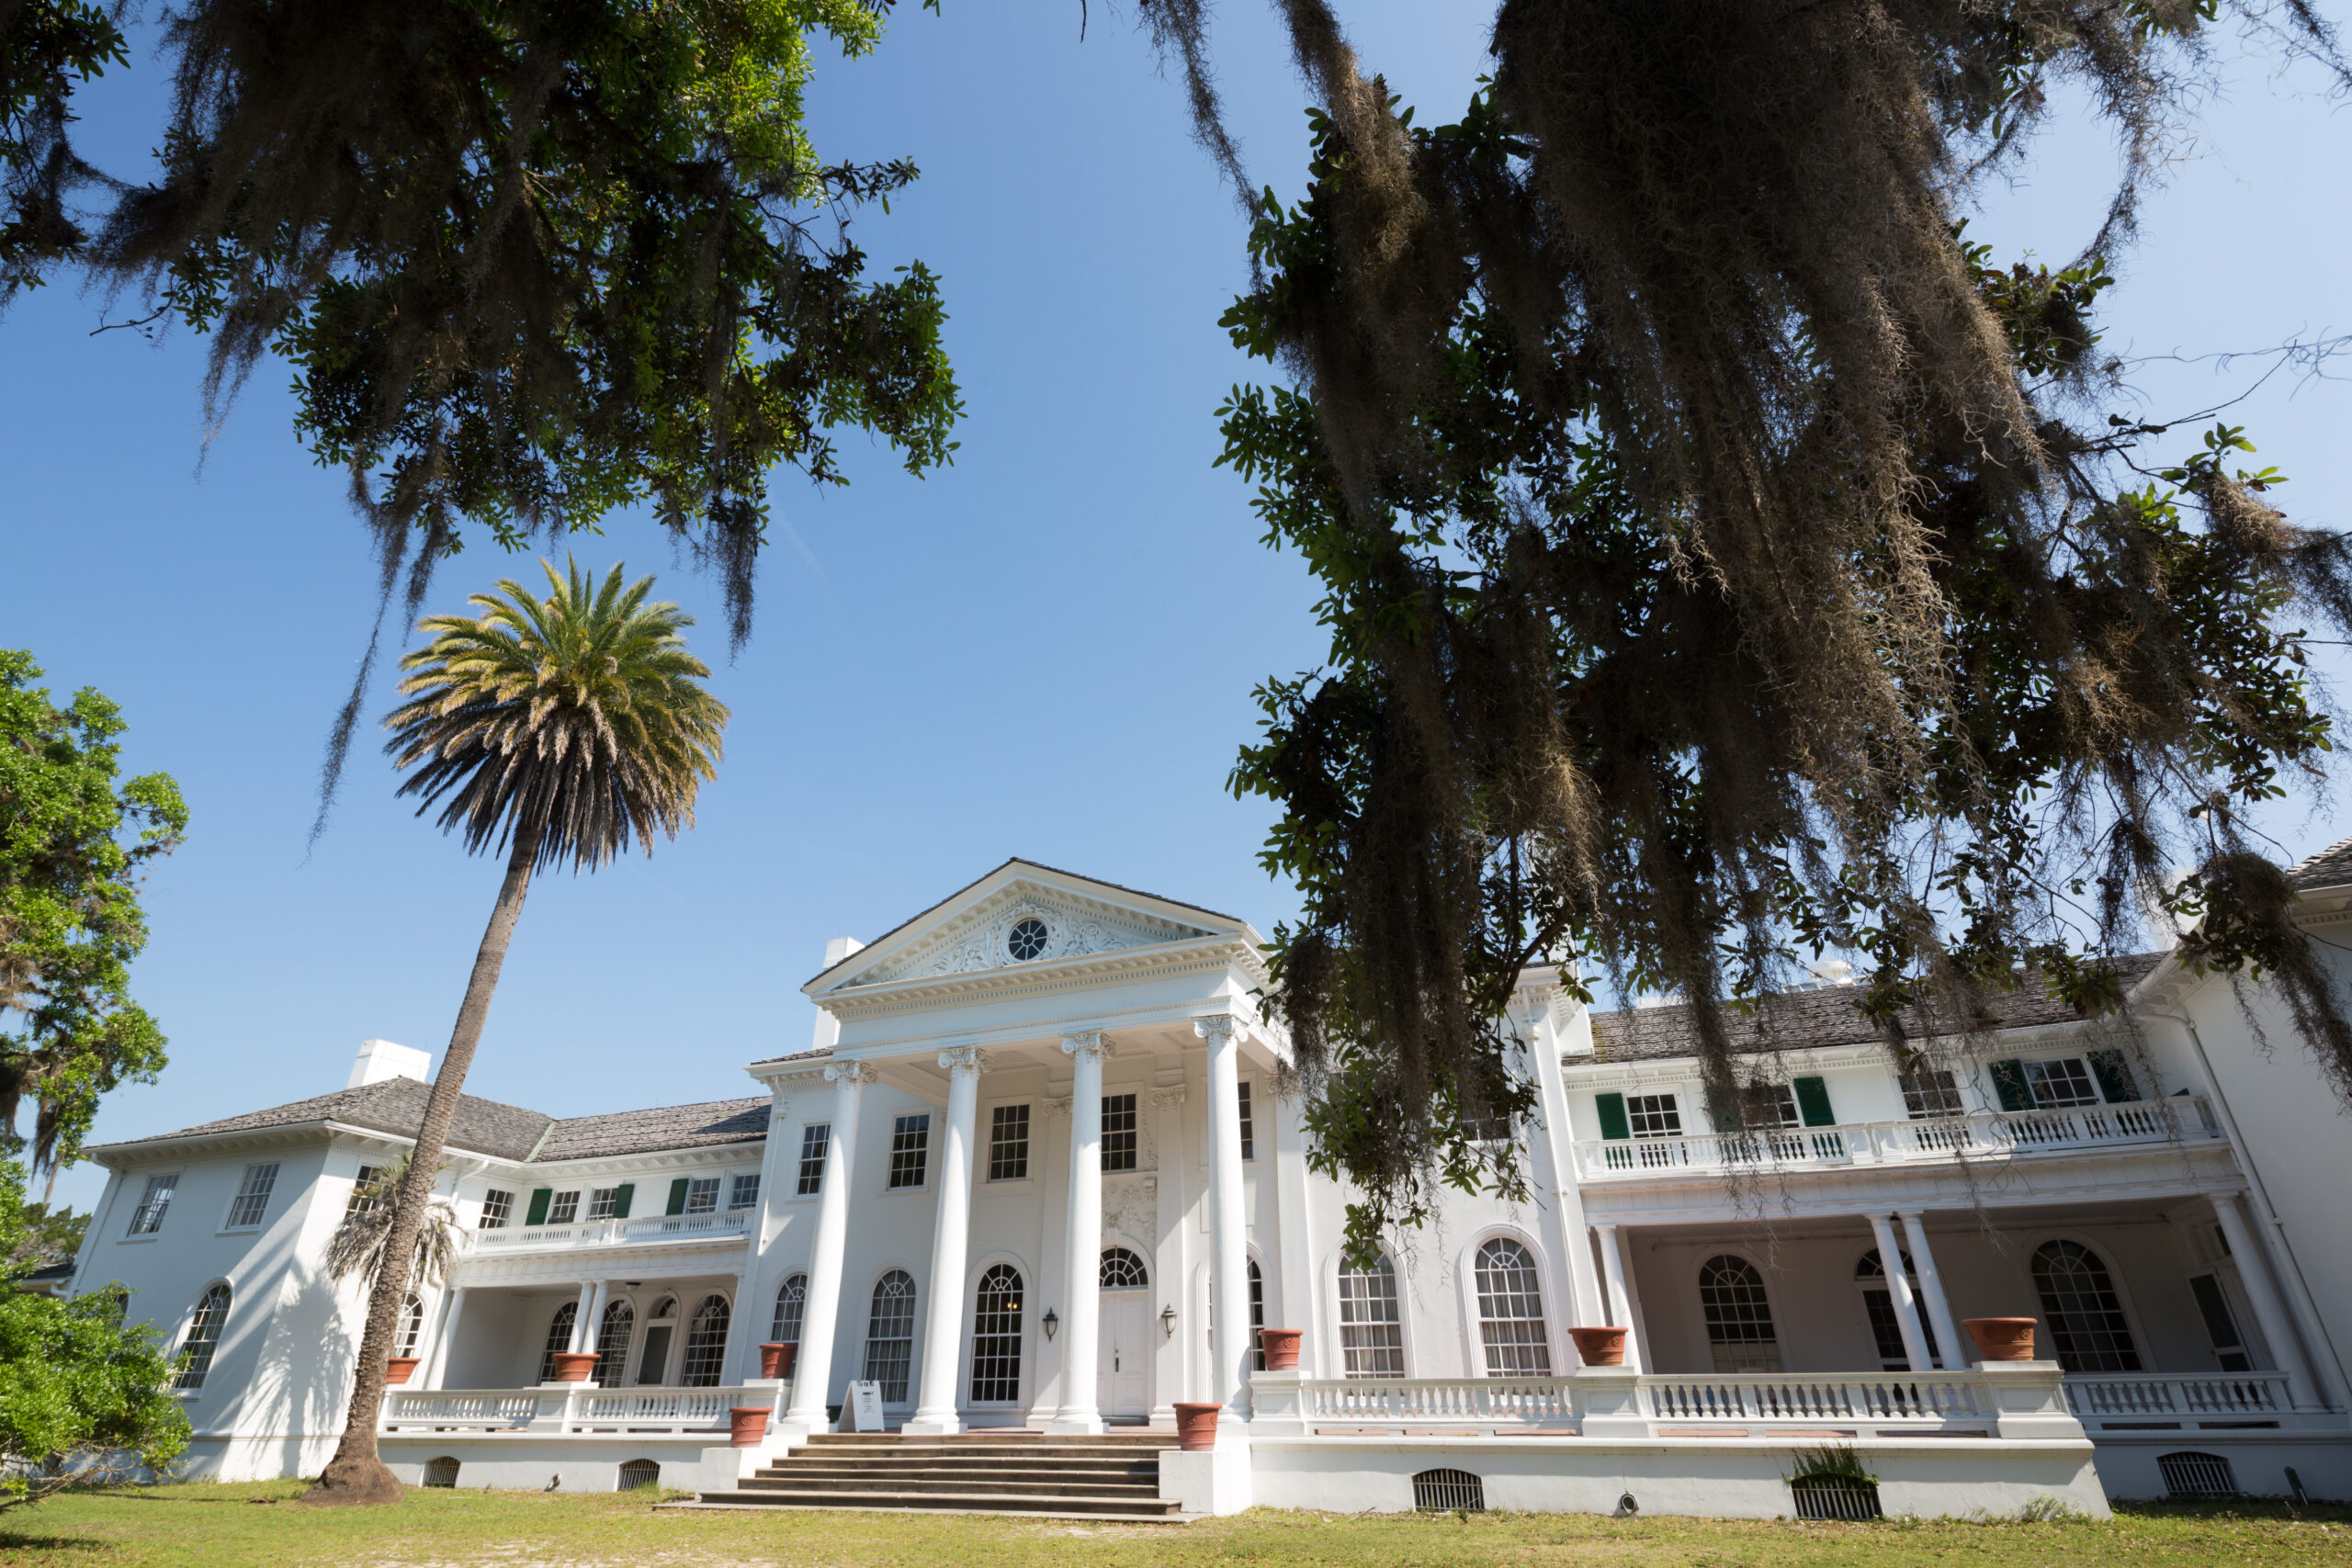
left=680, top=1294, right=730, bottom=1386
left=587, top=1187, right=621, bottom=1221
left=1101, top=1093, right=1138, bottom=1172
left=1742, top=1083, right=1800, bottom=1129
left=478, top=1189, right=514, bottom=1229
left=172, top=1282, right=231, bottom=1390
left=1698, top=1254, right=1783, bottom=1372
left=772, top=1274, right=807, bottom=1345
left=1249, top=1257, right=1266, bottom=1371
left=887, top=1114, right=930, bottom=1189
left=796, top=1123, right=831, bottom=1196
left=347, top=1165, right=384, bottom=1214
left=1473, top=1237, right=1553, bottom=1376
left=1899, top=1066, right=1965, bottom=1118
left=989, top=1103, right=1030, bottom=1181
left=2025, top=1057, right=2102, bottom=1110
left=969, top=1264, right=1023, bottom=1403
left=225, top=1163, right=279, bottom=1229
left=1339, top=1255, right=1407, bottom=1377
left=594, top=1298, right=635, bottom=1385
left=1626, top=1093, right=1682, bottom=1138
left=1237, top=1081, right=1255, bottom=1160
left=126, top=1172, right=179, bottom=1236
left=397, top=1292, right=426, bottom=1359
left=538, top=1301, right=578, bottom=1382
left=862, top=1271, right=917, bottom=1401
left=729, top=1172, right=760, bottom=1211
left=684, top=1177, right=720, bottom=1213
left=2033, top=1239, right=2142, bottom=1372
left=546, top=1190, right=580, bottom=1224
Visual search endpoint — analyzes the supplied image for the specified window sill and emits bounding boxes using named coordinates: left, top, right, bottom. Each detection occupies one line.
left=983, top=1176, right=1035, bottom=1189
left=882, top=1184, right=930, bottom=1195
left=118, top=1234, right=161, bottom=1244
left=217, top=1225, right=263, bottom=1236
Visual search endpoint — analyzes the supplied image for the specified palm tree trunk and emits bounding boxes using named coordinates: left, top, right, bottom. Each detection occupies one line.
left=300, top=823, right=542, bottom=1505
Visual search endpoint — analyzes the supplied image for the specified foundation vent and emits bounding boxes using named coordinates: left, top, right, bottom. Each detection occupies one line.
left=1411, top=1468, right=1486, bottom=1512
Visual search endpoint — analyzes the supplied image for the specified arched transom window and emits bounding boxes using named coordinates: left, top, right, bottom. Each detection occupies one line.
left=970, top=1264, right=1023, bottom=1403
left=772, top=1274, right=808, bottom=1346
left=1339, top=1255, right=1406, bottom=1379
left=680, top=1294, right=730, bottom=1387
left=862, top=1270, right=917, bottom=1401
left=396, top=1292, right=426, bottom=1359
left=2033, top=1240, right=2141, bottom=1372
left=1100, top=1247, right=1148, bottom=1290
left=174, top=1282, right=232, bottom=1390
left=594, top=1299, right=635, bottom=1385
left=1698, top=1255, right=1782, bottom=1373
left=1473, top=1237, right=1552, bottom=1376
left=537, top=1300, right=578, bottom=1383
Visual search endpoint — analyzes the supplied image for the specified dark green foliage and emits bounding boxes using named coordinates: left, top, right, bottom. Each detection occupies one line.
left=0, top=650, right=186, bottom=1179
left=0, top=0, right=125, bottom=298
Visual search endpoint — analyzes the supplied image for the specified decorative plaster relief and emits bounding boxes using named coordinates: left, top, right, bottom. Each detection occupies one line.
left=853, top=887, right=1212, bottom=986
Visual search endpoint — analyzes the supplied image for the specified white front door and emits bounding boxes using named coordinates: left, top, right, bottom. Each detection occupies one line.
left=1098, top=1293, right=1150, bottom=1417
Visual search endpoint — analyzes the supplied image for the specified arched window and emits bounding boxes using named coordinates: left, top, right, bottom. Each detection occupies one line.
left=635, top=1297, right=678, bottom=1386
left=1698, top=1255, right=1781, bottom=1372
left=970, top=1264, right=1023, bottom=1403
left=537, top=1300, right=578, bottom=1383
left=1249, top=1257, right=1266, bottom=1371
left=594, top=1299, right=635, bottom=1385
left=680, top=1294, right=730, bottom=1386
left=1473, top=1237, right=1552, bottom=1376
left=396, top=1292, right=426, bottom=1359
left=173, top=1283, right=232, bottom=1390
left=2033, top=1240, right=2141, bottom=1372
left=862, top=1270, right=917, bottom=1401
left=1339, top=1255, right=1406, bottom=1379
left=1856, top=1249, right=1939, bottom=1371
left=772, top=1274, right=808, bottom=1346
left=1099, top=1247, right=1148, bottom=1290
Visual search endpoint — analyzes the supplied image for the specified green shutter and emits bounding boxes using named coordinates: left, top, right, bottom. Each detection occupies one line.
left=1990, top=1060, right=2033, bottom=1111
left=525, top=1188, right=552, bottom=1226
left=610, top=1183, right=634, bottom=1220
left=1596, top=1092, right=1631, bottom=1141
left=666, top=1178, right=690, bottom=1216
left=1793, top=1077, right=1836, bottom=1127
left=2087, top=1049, right=2139, bottom=1104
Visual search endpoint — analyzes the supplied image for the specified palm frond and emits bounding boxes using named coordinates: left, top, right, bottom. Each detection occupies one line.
left=323, top=1158, right=458, bottom=1292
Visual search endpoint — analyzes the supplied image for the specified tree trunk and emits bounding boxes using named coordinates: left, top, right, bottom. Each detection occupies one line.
left=300, top=825, right=542, bottom=1506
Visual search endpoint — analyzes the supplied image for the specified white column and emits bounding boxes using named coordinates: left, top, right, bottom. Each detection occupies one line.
left=907, top=1046, right=987, bottom=1434
left=1199, top=1013, right=1252, bottom=1432
left=424, top=1288, right=468, bottom=1389
left=1595, top=1224, right=1645, bottom=1371
left=567, top=1281, right=599, bottom=1356
left=2214, top=1190, right=2323, bottom=1408
left=1899, top=1212, right=1962, bottom=1371
left=1868, top=1213, right=1933, bottom=1375
left=1047, top=1031, right=1109, bottom=1435
left=784, top=1061, right=873, bottom=1429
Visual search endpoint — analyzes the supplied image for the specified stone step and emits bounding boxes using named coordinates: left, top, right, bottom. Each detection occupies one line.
left=801, top=1434, right=1170, bottom=1447
left=788, top=1445, right=1163, bottom=1461
left=759, top=1457, right=1157, bottom=1476
left=694, top=1487, right=1185, bottom=1518
left=742, top=1473, right=1160, bottom=1499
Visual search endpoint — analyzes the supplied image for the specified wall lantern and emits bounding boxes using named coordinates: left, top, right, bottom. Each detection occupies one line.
left=1042, top=1308, right=1058, bottom=1341
left=1159, top=1304, right=1177, bottom=1338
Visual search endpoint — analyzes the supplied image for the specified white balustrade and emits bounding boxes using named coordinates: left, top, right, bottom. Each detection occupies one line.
left=1301, top=1377, right=1577, bottom=1428
left=1573, top=1097, right=2220, bottom=1180
left=382, top=1382, right=777, bottom=1435
left=380, top=1390, right=550, bottom=1430
left=1644, top=1373, right=1983, bottom=1423
left=2064, top=1371, right=2292, bottom=1419
left=465, top=1208, right=754, bottom=1252
left=1281, top=1371, right=2009, bottom=1436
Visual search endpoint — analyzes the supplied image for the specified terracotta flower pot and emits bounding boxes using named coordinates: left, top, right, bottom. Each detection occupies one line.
left=1963, top=1317, right=2039, bottom=1362
left=1258, top=1328, right=1303, bottom=1371
left=384, top=1356, right=422, bottom=1385
left=549, top=1350, right=600, bottom=1383
left=729, top=1407, right=770, bottom=1447
left=1173, top=1401, right=1222, bottom=1452
left=1570, top=1326, right=1630, bottom=1367
left=759, top=1342, right=798, bottom=1381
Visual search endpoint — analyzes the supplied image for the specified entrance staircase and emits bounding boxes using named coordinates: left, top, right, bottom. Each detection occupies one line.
left=691, top=1430, right=1184, bottom=1519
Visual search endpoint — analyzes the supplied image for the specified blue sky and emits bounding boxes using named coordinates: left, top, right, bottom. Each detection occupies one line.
left=7, top=6, right=2352, bottom=1213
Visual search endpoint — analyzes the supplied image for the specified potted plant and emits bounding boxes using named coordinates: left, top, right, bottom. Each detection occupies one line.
left=549, top=1350, right=600, bottom=1383
left=1172, top=1401, right=1222, bottom=1451
left=759, top=1342, right=797, bottom=1380
left=1569, top=1326, right=1630, bottom=1366
left=1962, top=1317, right=2038, bottom=1361
left=1257, top=1328, right=1303, bottom=1371
left=384, top=1356, right=423, bottom=1386
left=729, top=1406, right=770, bottom=1447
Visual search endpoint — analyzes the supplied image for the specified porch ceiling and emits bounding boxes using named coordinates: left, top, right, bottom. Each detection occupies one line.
left=1609, top=1190, right=2204, bottom=1243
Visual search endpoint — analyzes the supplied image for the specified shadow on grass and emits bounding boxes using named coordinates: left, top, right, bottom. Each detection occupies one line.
left=2111, top=1498, right=2352, bottom=1523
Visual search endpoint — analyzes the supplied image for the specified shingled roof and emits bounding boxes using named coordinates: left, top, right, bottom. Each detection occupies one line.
left=2291, top=835, right=2352, bottom=892
left=102, top=1079, right=772, bottom=1164
left=1587, top=953, right=2165, bottom=1065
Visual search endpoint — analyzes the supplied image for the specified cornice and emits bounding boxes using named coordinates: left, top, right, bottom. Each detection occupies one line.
left=816, top=935, right=1266, bottom=1019
left=85, top=1120, right=514, bottom=1170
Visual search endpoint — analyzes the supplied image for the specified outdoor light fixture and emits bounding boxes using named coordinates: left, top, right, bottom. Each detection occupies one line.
left=1160, top=1304, right=1177, bottom=1338
left=1042, top=1308, right=1058, bottom=1341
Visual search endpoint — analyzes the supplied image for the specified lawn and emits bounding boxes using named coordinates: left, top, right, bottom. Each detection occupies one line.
left=1, top=1482, right=2346, bottom=1568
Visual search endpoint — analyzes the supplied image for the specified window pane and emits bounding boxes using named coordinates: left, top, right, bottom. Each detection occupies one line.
left=173, top=1283, right=232, bottom=1390
left=970, top=1264, right=1023, bottom=1403
left=1249, top=1257, right=1266, bottom=1371
left=594, top=1300, right=634, bottom=1385
left=729, top=1173, right=761, bottom=1211
left=129, top=1172, right=179, bottom=1235
left=479, top=1189, right=513, bottom=1229
left=1626, top=1095, right=1682, bottom=1138
left=1101, top=1093, right=1138, bottom=1172
left=685, top=1178, right=720, bottom=1214
left=227, top=1163, right=279, bottom=1229
left=1099, top=1247, right=1148, bottom=1289
left=1474, top=1238, right=1552, bottom=1376
left=989, top=1103, right=1031, bottom=1181
left=398, top=1293, right=426, bottom=1359
left=1698, top=1254, right=1782, bottom=1372
left=347, top=1166, right=383, bottom=1215
left=772, top=1274, right=808, bottom=1345
left=2026, top=1058, right=2101, bottom=1110
left=1340, top=1256, right=1407, bottom=1378
left=1899, top=1067, right=1965, bottom=1118
left=538, top=1302, right=578, bottom=1382
left=1237, top=1082, right=1255, bottom=1162
left=588, top=1188, right=619, bottom=1221
left=888, top=1115, right=930, bottom=1189
left=547, top=1190, right=580, bottom=1224
left=862, top=1271, right=917, bottom=1401
left=797, top=1123, right=831, bottom=1196
left=680, top=1295, right=731, bottom=1386
left=2033, top=1240, right=2142, bottom=1372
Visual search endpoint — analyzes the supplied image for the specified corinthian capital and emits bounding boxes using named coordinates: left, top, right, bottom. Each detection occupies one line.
left=937, top=1044, right=990, bottom=1075
left=1061, top=1029, right=1108, bottom=1062
left=823, top=1061, right=878, bottom=1087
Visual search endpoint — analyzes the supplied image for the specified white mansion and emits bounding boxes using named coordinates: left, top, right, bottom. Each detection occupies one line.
left=68, top=853, right=2352, bottom=1516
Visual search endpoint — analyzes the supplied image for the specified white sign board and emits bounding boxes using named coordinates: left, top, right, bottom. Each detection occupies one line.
left=850, top=1379, right=886, bottom=1432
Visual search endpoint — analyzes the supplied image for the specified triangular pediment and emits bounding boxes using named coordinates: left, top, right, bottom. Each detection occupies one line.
left=808, top=861, right=1249, bottom=995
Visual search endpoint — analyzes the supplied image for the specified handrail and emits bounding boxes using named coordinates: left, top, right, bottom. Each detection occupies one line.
left=2063, top=1371, right=2291, bottom=1417
left=1644, top=1372, right=1982, bottom=1422
left=464, top=1208, right=755, bottom=1252
left=381, top=1381, right=780, bottom=1434
left=1300, top=1376, right=1577, bottom=1427
left=1572, top=1096, right=2220, bottom=1179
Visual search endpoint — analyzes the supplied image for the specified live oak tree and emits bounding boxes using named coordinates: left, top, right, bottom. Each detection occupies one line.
left=1146, top=0, right=2352, bottom=1255
left=305, top=560, right=726, bottom=1506
left=1, top=0, right=960, bottom=805
left=0, top=649, right=186, bottom=1183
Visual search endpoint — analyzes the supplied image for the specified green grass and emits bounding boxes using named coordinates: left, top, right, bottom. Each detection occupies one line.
left=1, top=1481, right=2346, bottom=1568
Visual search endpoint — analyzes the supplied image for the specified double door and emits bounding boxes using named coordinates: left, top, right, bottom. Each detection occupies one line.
left=1096, top=1292, right=1150, bottom=1417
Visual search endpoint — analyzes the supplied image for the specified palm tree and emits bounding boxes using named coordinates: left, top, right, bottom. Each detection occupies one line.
left=302, top=560, right=727, bottom=1506
left=322, top=1156, right=459, bottom=1295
